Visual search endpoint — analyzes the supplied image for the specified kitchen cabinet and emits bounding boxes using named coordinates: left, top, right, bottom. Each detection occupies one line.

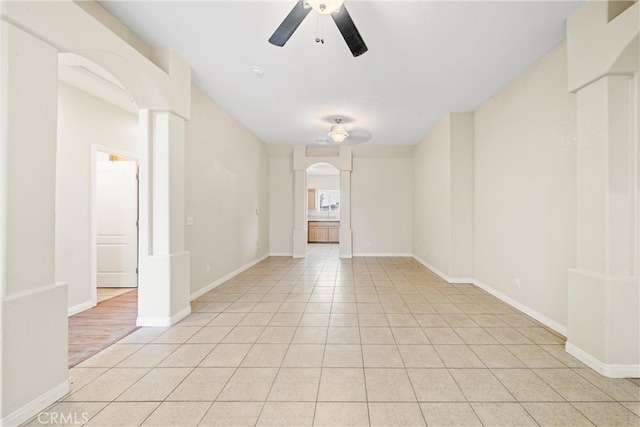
left=308, top=221, right=339, bottom=243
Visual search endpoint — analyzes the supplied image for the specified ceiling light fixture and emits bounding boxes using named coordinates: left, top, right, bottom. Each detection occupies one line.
left=328, top=118, right=349, bottom=143
left=305, top=0, right=344, bottom=14
left=250, top=65, right=264, bottom=77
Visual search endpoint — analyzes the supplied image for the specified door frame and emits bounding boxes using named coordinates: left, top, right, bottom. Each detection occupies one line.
left=90, top=144, right=139, bottom=307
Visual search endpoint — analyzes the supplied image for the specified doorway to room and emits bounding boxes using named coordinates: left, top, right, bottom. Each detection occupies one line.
left=67, top=147, right=142, bottom=367
left=95, top=150, right=139, bottom=294
left=307, top=162, right=341, bottom=247
left=292, top=145, right=352, bottom=258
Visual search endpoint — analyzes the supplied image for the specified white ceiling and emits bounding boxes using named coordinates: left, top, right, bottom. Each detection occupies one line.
left=97, top=0, right=582, bottom=146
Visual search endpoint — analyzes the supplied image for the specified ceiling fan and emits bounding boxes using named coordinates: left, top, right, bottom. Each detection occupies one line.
left=268, top=0, right=368, bottom=57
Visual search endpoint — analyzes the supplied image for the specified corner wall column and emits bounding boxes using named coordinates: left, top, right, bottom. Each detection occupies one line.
left=137, top=110, right=191, bottom=326
left=339, top=170, right=353, bottom=258
left=292, top=169, right=308, bottom=257
left=567, top=75, right=639, bottom=377
left=0, top=21, right=69, bottom=426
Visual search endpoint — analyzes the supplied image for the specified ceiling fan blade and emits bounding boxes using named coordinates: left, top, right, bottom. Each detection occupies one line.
left=269, top=1, right=312, bottom=47
left=331, top=4, right=368, bottom=57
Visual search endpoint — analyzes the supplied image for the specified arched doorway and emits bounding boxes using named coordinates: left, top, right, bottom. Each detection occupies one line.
left=292, top=145, right=353, bottom=258
left=57, top=53, right=142, bottom=365
left=57, top=53, right=141, bottom=311
left=62, top=48, right=193, bottom=328
left=306, top=163, right=340, bottom=257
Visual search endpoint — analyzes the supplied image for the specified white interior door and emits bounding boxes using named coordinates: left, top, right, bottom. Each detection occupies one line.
left=97, top=158, right=138, bottom=287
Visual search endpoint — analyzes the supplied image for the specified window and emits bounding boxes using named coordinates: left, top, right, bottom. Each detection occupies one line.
left=310, top=189, right=340, bottom=220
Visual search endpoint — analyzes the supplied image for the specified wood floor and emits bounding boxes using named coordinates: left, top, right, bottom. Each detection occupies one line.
left=68, top=289, right=139, bottom=368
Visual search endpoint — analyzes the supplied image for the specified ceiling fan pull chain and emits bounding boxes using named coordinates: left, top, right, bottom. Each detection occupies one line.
left=315, top=12, right=324, bottom=44
left=269, top=0, right=367, bottom=56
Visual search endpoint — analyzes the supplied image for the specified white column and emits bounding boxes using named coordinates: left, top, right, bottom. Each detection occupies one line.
left=567, top=75, right=640, bottom=377
left=292, top=169, right=307, bottom=257
left=339, top=170, right=353, bottom=258
left=0, top=22, right=69, bottom=425
left=137, top=110, right=191, bottom=326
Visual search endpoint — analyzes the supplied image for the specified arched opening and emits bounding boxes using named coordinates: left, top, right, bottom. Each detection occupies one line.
left=292, top=146, right=352, bottom=259
left=57, top=53, right=142, bottom=366
left=306, top=163, right=340, bottom=259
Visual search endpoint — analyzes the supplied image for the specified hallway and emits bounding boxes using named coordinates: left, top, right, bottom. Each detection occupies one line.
left=32, top=248, right=639, bottom=426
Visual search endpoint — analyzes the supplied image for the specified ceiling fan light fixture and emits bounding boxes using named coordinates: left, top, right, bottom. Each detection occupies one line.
left=305, top=0, right=344, bottom=14
left=329, top=124, right=349, bottom=143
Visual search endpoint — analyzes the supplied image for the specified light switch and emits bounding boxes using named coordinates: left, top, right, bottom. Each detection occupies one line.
left=186, top=216, right=194, bottom=226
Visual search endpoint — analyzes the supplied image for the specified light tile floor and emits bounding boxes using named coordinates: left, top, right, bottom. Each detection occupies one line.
left=28, top=245, right=639, bottom=426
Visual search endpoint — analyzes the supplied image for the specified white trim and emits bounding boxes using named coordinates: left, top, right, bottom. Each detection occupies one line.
left=411, top=255, right=462, bottom=283
left=137, top=304, right=191, bottom=327
left=449, top=277, right=474, bottom=284
left=353, top=252, right=413, bottom=257
left=1, top=283, right=59, bottom=302
left=269, top=253, right=293, bottom=257
left=190, top=254, right=270, bottom=300
left=412, top=255, right=567, bottom=337
left=472, top=278, right=567, bottom=337
left=90, top=144, right=140, bottom=311
left=566, top=342, right=640, bottom=378
left=1, top=380, right=70, bottom=427
left=68, top=300, right=94, bottom=316
left=171, top=305, right=191, bottom=324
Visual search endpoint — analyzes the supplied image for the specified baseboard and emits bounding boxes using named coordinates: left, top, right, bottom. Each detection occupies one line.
left=171, top=305, right=192, bottom=324
left=137, top=304, right=191, bottom=327
left=68, top=300, right=94, bottom=317
left=472, top=278, right=567, bottom=337
left=412, top=255, right=567, bottom=337
left=566, top=342, right=640, bottom=378
left=190, top=253, right=270, bottom=301
left=1, top=380, right=70, bottom=427
left=269, top=253, right=293, bottom=257
left=353, top=252, right=413, bottom=257
left=412, top=255, right=470, bottom=283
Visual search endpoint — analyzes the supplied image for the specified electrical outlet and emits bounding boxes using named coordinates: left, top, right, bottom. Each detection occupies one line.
left=206, top=265, right=210, bottom=274
left=515, top=278, right=521, bottom=288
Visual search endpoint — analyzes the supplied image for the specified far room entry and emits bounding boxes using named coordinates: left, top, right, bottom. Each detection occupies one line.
left=307, top=162, right=340, bottom=244
left=96, top=151, right=139, bottom=292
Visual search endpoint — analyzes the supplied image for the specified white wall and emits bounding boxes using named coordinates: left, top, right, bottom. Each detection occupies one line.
left=474, top=42, right=577, bottom=329
left=350, top=149, right=414, bottom=256
left=413, top=116, right=451, bottom=273
left=308, top=174, right=340, bottom=190
left=413, top=113, right=475, bottom=280
left=56, top=81, right=139, bottom=313
left=449, top=114, right=474, bottom=279
left=269, top=154, right=294, bottom=255
left=185, top=84, right=270, bottom=296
